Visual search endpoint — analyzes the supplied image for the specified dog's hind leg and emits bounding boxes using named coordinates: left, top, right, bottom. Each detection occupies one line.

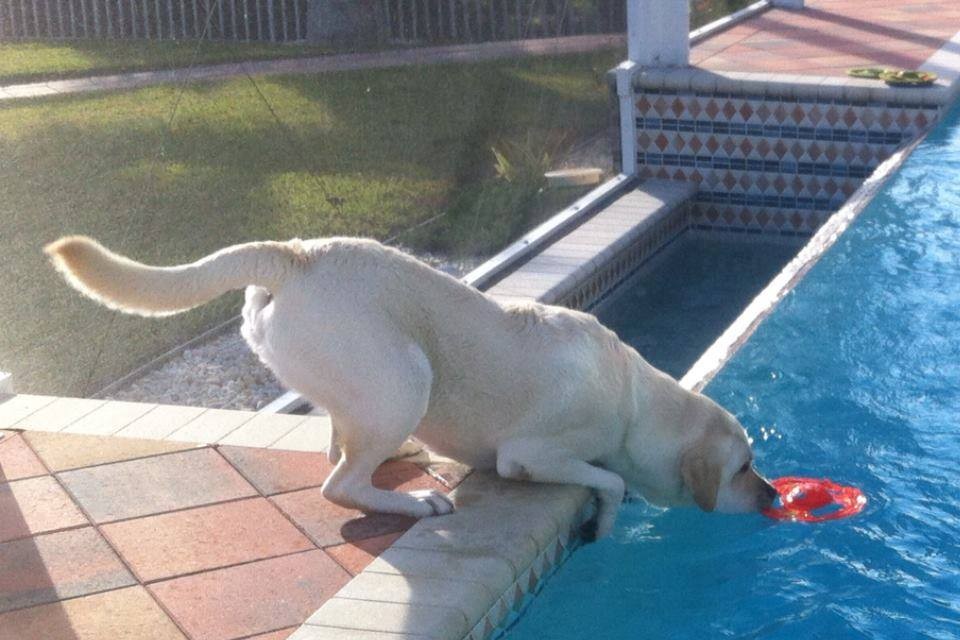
left=320, top=344, right=453, bottom=519
left=327, top=425, right=341, bottom=465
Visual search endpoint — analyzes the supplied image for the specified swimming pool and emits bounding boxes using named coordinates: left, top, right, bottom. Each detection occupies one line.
left=505, top=102, right=960, bottom=640
left=594, top=232, right=798, bottom=379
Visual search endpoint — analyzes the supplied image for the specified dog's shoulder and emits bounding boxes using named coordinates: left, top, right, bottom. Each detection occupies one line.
left=502, top=302, right=621, bottom=350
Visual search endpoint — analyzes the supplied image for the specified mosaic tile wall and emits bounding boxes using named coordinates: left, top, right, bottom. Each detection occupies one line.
left=634, top=88, right=942, bottom=235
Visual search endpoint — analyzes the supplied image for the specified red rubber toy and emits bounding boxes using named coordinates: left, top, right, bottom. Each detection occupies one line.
left=762, top=476, right=867, bottom=522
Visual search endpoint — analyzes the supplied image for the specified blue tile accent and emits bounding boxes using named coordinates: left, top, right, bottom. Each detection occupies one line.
left=637, top=151, right=876, bottom=180
left=644, top=117, right=908, bottom=146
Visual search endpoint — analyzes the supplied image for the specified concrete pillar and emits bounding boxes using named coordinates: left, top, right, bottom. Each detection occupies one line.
left=627, top=0, right=690, bottom=67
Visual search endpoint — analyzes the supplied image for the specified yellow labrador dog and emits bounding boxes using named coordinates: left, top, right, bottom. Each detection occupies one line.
left=46, top=236, right=776, bottom=537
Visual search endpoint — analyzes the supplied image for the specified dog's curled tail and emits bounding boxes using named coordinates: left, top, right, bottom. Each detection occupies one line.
left=45, top=236, right=306, bottom=317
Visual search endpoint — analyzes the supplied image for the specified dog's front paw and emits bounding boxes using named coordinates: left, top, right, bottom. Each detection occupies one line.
left=409, top=489, right=455, bottom=516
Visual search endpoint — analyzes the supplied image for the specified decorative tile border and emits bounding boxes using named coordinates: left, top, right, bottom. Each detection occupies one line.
left=471, top=500, right=594, bottom=640
left=631, top=81, right=942, bottom=236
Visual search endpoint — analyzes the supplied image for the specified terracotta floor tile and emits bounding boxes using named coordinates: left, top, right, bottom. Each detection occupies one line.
left=57, top=448, right=257, bottom=523
left=0, top=586, right=186, bottom=640
left=0, top=527, right=135, bottom=613
left=149, top=550, right=351, bottom=640
left=425, top=461, right=472, bottom=490
left=23, top=430, right=198, bottom=472
left=0, top=476, right=88, bottom=543
left=692, top=0, right=960, bottom=75
left=218, top=446, right=333, bottom=495
left=102, top=497, right=315, bottom=582
left=271, top=487, right=417, bottom=547
left=0, top=433, right=47, bottom=482
left=373, top=461, right=448, bottom=494
left=325, top=531, right=405, bottom=576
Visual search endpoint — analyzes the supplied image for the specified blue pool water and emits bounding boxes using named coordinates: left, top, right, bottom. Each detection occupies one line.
left=595, top=233, right=798, bottom=379
left=507, top=104, right=960, bottom=640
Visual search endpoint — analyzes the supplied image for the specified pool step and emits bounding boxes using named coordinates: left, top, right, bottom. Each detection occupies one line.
left=486, top=178, right=697, bottom=309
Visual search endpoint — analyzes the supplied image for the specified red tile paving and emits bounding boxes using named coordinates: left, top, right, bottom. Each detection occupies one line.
left=693, top=0, right=960, bottom=76
left=22, top=429, right=197, bottom=472
left=271, top=486, right=420, bottom=547
left=57, top=447, right=257, bottom=523
left=325, top=531, right=407, bottom=576
left=101, top=498, right=315, bottom=582
left=1, top=428, right=460, bottom=638
left=0, top=432, right=47, bottom=482
left=374, top=460, right=451, bottom=493
left=0, top=475, right=87, bottom=542
left=0, top=586, right=187, bottom=640
left=0, top=527, right=135, bottom=612
left=148, top=550, right=351, bottom=640
left=218, top=446, right=334, bottom=495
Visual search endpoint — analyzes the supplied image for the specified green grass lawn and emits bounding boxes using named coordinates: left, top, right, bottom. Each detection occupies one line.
left=0, top=40, right=333, bottom=85
left=1, top=48, right=622, bottom=396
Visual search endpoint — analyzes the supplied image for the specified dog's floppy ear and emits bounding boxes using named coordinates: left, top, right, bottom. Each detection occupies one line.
left=681, top=446, right=721, bottom=512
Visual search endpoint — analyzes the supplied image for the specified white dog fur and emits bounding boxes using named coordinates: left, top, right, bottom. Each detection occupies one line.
left=46, top=235, right=776, bottom=537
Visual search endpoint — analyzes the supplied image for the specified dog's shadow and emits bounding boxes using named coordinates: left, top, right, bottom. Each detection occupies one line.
left=337, top=460, right=442, bottom=541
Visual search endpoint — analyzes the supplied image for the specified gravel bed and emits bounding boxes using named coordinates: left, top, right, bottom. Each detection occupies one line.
left=105, top=135, right=613, bottom=411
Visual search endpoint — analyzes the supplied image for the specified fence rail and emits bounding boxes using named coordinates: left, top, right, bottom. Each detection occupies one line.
left=0, top=0, right=625, bottom=44
left=379, top=0, right=626, bottom=45
left=0, top=0, right=307, bottom=41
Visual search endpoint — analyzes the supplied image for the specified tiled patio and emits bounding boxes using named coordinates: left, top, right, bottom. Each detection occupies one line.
left=693, top=0, right=960, bottom=76
left=0, top=426, right=460, bottom=640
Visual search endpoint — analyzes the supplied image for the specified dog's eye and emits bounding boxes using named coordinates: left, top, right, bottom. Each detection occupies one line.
left=738, top=462, right=751, bottom=475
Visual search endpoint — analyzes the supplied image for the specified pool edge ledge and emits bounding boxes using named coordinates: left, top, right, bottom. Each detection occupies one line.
left=291, top=473, right=592, bottom=640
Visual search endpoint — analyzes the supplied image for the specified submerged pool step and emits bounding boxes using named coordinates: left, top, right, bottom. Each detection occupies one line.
left=486, top=178, right=697, bottom=308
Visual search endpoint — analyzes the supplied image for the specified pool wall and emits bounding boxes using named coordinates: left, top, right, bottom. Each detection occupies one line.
left=632, top=71, right=951, bottom=234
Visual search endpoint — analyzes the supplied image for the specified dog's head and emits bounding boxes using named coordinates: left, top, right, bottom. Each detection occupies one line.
left=677, top=397, right=776, bottom=513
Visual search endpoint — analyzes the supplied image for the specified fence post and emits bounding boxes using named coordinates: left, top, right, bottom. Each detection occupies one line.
left=306, top=0, right=377, bottom=46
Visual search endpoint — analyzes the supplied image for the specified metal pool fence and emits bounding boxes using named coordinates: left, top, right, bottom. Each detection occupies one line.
left=0, top=0, right=626, bottom=44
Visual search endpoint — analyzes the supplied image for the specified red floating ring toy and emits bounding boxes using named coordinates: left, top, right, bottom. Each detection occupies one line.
left=762, top=476, right=867, bottom=522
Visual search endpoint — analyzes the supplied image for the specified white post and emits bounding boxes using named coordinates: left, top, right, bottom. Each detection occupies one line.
left=0, top=372, right=12, bottom=395
left=628, top=0, right=690, bottom=67
left=616, top=60, right=638, bottom=175
left=619, top=0, right=691, bottom=175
